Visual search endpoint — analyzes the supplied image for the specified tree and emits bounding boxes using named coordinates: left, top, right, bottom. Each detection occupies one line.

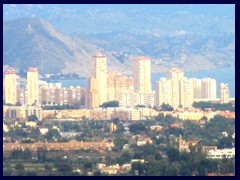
left=15, top=163, right=24, bottom=171
left=3, top=168, right=13, bottom=176
left=192, top=101, right=235, bottom=111
left=100, top=101, right=119, bottom=108
left=25, top=171, right=37, bottom=176
left=113, top=138, right=129, bottom=150
left=117, top=152, right=132, bottom=165
left=129, top=123, right=147, bottom=134
left=15, top=102, right=22, bottom=106
left=37, top=148, right=47, bottom=163
left=83, top=162, right=93, bottom=171
left=217, top=136, right=234, bottom=149
left=44, top=164, right=53, bottom=171
left=155, top=113, right=164, bottom=122
left=160, top=103, right=174, bottom=111
left=55, top=162, right=73, bottom=173
left=166, top=148, right=180, bottom=162
left=23, top=148, right=33, bottom=160
left=130, top=162, right=145, bottom=175
left=93, top=170, right=102, bottom=176
left=45, top=128, right=61, bottom=141
left=28, top=115, right=38, bottom=121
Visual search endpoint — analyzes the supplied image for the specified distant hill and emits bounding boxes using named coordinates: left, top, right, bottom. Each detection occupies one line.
left=3, top=18, right=127, bottom=76
left=3, top=16, right=235, bottom=76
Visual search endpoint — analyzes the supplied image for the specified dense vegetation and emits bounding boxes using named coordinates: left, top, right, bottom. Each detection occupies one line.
left=3, top=110, right=235, bottom=176
left=192, top=102, right=234, bottom=111
left=42, top=104, right=76, bottom=110
left=100, top=101, right=119, bottom=108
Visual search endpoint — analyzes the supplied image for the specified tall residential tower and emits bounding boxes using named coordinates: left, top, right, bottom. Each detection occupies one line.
left=27, top=67, right=39, bottom=105
left=4, top=70, right=17, bottom=105
left=133, top=56, right=152, bottom=94
left=220, top=83, right=230, bottom=104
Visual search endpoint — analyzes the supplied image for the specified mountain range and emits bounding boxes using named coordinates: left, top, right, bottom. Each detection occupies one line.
left=3, top=18, right=127, bottom=76
left=3, top=4, right=235, bottom=76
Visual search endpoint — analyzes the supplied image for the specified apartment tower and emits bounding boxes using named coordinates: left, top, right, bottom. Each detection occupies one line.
left=220, top=83, right=230, bottom=104
left=93, top=54, right=108, bottom=106
left=27, top=67, right=39, bottom=105
left=201, top=78, right=216, bottom=99
left=133, top=56, right=152, bottom=93
left=4, top=70, right=17, bottom=105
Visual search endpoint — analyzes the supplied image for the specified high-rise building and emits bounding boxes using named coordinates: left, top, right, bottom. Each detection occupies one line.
left=220, top=83, right=230, bottom=104
left=27, top=67, right=39, bottom=105
left=4, top=70, right=17, bottom=105
left=93, top=54, right=108, bottom=105
left=107, top=72, right=134, bottom=102
left=156, top=69, right=194, bottom=109
left=155, top=78, right=173, bottom=108
left=191, top=78, right=202, bottom=99
left=181, top=78, right=194, bottom=108
left=86, top=77, right=99, bottom=109
left=166, top=68, right=184, bottom=108
left=167, top=68, right=184, bottom=80
left=133, top=56, right=152, bottom=94
left=201, top=78, right=216, bottom=99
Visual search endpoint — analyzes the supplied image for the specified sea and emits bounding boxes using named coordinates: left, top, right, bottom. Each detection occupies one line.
left=48, top=68, right=235, bottom=98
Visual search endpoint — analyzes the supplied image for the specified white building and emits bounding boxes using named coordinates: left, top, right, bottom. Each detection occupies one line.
left=133, top=56, right=152, bottom=94
left=207, top=148, right=235, bottom=159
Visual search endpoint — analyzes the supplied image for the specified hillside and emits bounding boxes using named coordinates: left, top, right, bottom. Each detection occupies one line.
left=3, top=18, right=127, bottom=76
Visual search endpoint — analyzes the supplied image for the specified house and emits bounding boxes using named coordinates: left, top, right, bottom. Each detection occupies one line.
left=170, top=123, right=183, bottom=129
left=3, top=123, right=9, bottom=132
left=178, top=136, right=199, bottom=152
left=131, top=159, right=145, bottom=164
left=202, top=146, right=218, bottom=152
left=150, top=125, right=163, bottom=131
left=206, top=148, right=235, bottom=159
left=39, top=128, right=49, bottom=135
left=25, top=121, right=37, bottom=127
left=137, top=137, right=153, bottom=146
left=97, top=163, right=132, bottom=174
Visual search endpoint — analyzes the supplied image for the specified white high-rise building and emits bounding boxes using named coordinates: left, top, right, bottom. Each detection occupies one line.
left=4, top=70, right=17, bottom=105
left=27, top=67, right=39, bottom=105
left=156, top=69, right=194, bottom=109
left=167, top=68, right=184, bottom=80
left=94, top=54, right=108, bottom=106
left=220, top=83, right=230, bottom=104
left=201, top=78, right=216, bottom=99
left=191, top=78, right=202, bottom=99
left=181, top=78, right=194, bottom=108
left=133, top=56, right=152, bottom=94
left=86, top=54, right=108, bottom=108
left=155, top=78, right=173, bottom=108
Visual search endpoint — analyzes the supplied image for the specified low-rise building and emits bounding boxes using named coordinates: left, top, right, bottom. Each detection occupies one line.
left=3, top=105, right=43, bottom=120
left=206, top=148, right=235, bottom=159
left=137, top=137, right=153, bottom=146
left=25, top=121, right=37, bottom=127
left=3, top=123, right=9, bottom=132
left=131, top=159, right=145, bottom=164
left=89, top=107, right=158, bottom=121
left=178, top=136, right=199, bottom=152
left=97, top=163, right=132, bottom=174
left=150, top=125, right=163, bottom=131
left=39, top=128, right=49, bottom=135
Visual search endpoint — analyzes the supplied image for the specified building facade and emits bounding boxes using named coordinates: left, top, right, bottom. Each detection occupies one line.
left=133, top=56, right=152, bottom=94
left=220, top=83, right=230, bottom=104
left=27, top=67, right=39, bottom=105
left=4, top=70, right=17, bottom=105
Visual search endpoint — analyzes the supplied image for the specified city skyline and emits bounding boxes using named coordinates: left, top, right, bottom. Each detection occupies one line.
left=3, top=54, right=232, bottom=109
left=3, top=4, right=235, bottom=177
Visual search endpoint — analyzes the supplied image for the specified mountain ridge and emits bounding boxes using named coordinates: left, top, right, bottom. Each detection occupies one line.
left=3, top=18, right=127, bottom=77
